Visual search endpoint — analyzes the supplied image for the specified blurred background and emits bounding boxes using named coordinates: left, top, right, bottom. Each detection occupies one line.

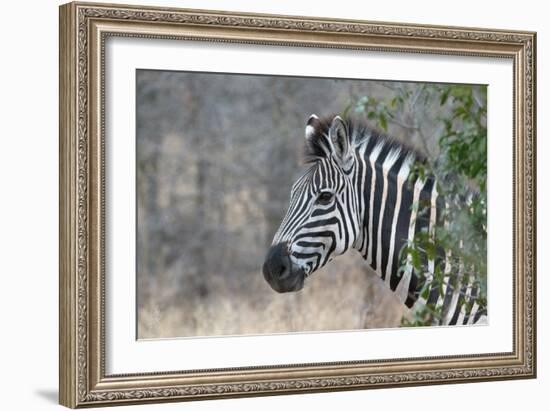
left=136, top=70, right=486, bottom=338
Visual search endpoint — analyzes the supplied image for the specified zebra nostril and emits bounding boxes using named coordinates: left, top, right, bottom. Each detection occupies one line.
left=263, top=243, right=305, bottom=293
left=269, top=257, right=289, bottom=280
left=263, top=243, right=292, bottom=282
left=278, top=257, right=292, bottom=280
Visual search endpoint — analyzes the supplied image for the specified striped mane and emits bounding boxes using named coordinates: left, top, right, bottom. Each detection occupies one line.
left=303, top=115, right=425, bottom=169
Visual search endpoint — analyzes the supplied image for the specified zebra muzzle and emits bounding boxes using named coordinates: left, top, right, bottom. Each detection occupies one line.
left=262, top=242, right=305, bottom=293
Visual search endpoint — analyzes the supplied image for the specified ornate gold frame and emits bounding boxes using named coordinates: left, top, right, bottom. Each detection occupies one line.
left=59, top=1, right=536, bottom=408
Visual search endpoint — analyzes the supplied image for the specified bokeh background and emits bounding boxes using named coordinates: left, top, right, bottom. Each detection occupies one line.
left=136, top=70, right=486, bottom=338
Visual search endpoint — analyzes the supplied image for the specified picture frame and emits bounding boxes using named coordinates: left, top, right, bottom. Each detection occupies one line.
left=59, top=1, right=536, bottom=408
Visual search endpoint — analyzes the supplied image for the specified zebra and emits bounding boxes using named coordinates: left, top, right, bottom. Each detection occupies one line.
left=262, top=114, right=487, bottom=326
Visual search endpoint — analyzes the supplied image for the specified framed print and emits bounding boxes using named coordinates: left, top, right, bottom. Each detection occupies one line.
left=59, top=1, right=537, bottom=408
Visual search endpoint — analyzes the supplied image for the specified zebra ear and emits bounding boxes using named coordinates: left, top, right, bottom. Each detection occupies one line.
left=329, top=116, right=351, bottom=164
left=305, top=114, right=321, bottom=140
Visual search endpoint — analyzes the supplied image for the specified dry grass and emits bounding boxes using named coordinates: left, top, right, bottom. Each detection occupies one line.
left=138, top=252, right=410, bottom=339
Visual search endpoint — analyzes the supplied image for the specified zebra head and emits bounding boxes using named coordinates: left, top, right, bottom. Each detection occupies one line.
left=262, top=115, right=361, bottom=293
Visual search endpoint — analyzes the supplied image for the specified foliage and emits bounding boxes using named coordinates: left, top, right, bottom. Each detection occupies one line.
left=351, top=83, right=487, bottom=326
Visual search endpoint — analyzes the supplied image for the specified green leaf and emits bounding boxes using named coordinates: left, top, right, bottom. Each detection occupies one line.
left=379, top=114, right=388, bottom=131
left=440, top=89, right=450, bottom=105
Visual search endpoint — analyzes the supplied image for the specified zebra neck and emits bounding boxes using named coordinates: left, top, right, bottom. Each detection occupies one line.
left=345, top=134, right=486, bottom=326
left=352, top=137, right=434, bottom=308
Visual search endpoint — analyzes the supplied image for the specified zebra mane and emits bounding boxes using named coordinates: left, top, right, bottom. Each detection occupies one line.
left=303, top=114, right=424, bottom=167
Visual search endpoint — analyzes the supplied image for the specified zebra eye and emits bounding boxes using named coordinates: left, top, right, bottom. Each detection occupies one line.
left=316, top=191, right=334, bottom=205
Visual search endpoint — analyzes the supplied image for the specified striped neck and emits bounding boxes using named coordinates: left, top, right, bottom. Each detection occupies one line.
left=351, top=134, right=427, bottom=307
left=350, top=135, right=485, bottom=326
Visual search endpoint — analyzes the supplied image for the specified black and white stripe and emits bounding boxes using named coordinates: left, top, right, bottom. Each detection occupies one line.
left=269, top=114, right=486, bottom=326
